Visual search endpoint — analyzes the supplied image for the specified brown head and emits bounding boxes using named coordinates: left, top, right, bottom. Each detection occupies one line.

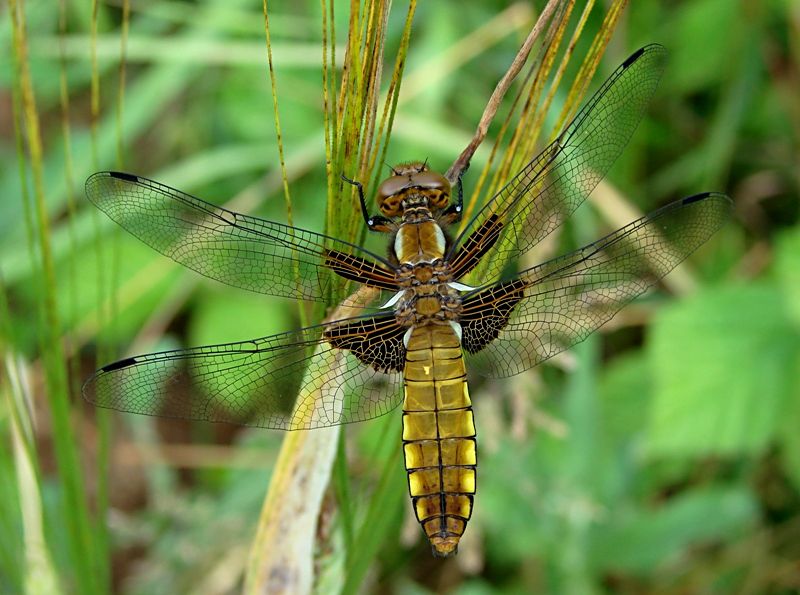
left=376, top=162, right=451, bottom=217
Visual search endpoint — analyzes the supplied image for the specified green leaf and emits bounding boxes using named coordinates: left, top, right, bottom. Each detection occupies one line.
left=599, top=351, right=652, bottom=446
left=189, top=285, right=290, bottom=347
left=480, top=439, right=546, bottom=559
left=774, top=226, right=800, bottom=326
left=646, top=284, right=799, bottom=457
left=666, top=0, right=744, bottom=93
left=591, top=486, right=757, bottom=574
left=776, top=352, right=800, bottom=491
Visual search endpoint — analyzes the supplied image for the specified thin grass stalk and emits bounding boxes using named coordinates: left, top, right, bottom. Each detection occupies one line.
left=335, top=2, right=358, bottom=138
left=451, top=0, right=563, bottom=222
left=492, top=0, right=628, bottom=270
left=334, top=3, right=366, bottom=241
left=11, top=47, right=41, bottom=356
left=359, top=3, right=385, bottom=150
left=328, top=0, right=338, bottom=149
left=456, top=1, right=570, bottom=283
left=90, top=1, right=135, bottom=588
left=116, top=0, right=130, bottom=166
left=90, top=0, right=100, bottom=167
left=262, top=0, right=295, bottom=228
left=552, top=0, right=629, bottom=136
left=464, top=2, right=574, bottom=264
left=322, top=0, right=335, bottom=223
left=525, top=0, right=588, bottom=148
left=9, top=1, right=101, bottom=591
left=344, top=1, right=373, bottom=225
left=489, top=0, right=609, bottom=190
left=467, top=1, right=629, bottom=283
left=346, top=3, right=389, bottom=242
left=328, top=0, right=350, bottom=239
left=366, top=1, right=417, bottom=200
left=263, top=0, right=308, bottom=328
left=330, top=0, right=397, bottom=247
left=353, top=5, right=381, bottom=183
left=326, top=2, right=354, bottom=238
left=492, top=0, right=576, bottom=190
left=363, top=2, right=388, bottom=140
left=57, top=0, right=80, bottom=402
left=463, top=2, right=571, bottom=235
left=90, top=4, right=114, bottom=591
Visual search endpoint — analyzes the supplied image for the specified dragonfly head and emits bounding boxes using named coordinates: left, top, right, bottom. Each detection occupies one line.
left=377, top=161, right=451, bottom=217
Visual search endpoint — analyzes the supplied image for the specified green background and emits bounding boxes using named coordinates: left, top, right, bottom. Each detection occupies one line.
left=2, top=0, right=799, bottom=593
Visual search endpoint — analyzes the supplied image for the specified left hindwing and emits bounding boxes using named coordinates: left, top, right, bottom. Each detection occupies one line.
left=83, top=312, right=407, bottom=430
left=459, top=193, right=732, bottom=378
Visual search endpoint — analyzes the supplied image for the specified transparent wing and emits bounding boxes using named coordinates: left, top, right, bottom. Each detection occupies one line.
left=86, top=171, right=399, bottom=306
left=459, top=193, right=732, bottom=378
left=83, top=313, right=407, bottom=430
left=448, top=44, right=668, bottom=285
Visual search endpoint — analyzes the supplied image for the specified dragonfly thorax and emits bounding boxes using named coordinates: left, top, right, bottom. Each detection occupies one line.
left=394, top=284, right=462, bottom=326
left=396, top=259, right=452, bottom=287
left=393, top=259, right=462, bottom=327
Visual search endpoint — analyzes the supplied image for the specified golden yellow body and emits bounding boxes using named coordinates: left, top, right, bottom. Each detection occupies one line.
left=391, top=200, right=476, bottom=556
left=402, top=324, right=476, bottom=556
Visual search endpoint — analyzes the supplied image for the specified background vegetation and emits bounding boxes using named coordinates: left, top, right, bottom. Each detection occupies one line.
left=2, top=0, right=799, bottom=593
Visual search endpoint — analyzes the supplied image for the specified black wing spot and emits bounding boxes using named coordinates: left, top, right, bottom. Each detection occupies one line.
left=101, top=357, right=138, bottom=372
left=622, top=45, right=647, bottom=68
left=108, top=171, right=139, bottom=183
left=682, top=192, right=711, bottom=205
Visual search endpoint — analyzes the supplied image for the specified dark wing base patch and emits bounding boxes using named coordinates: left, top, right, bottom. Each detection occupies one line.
left=324, top=316, right=407, bottom=372
left=324, top=249, right=398, bottom=290
left=449, top=214, right=503, bottom=280
left=460, top=279, right=527, bottom=354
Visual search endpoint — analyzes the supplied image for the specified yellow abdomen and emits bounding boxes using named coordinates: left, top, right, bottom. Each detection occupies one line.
left=402, top=324, right=476, bottom=556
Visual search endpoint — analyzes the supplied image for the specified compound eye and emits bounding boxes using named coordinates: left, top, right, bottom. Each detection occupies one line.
left=413, top=170, right=451, bottom=192
left=376, top=175, right=409, bottom=217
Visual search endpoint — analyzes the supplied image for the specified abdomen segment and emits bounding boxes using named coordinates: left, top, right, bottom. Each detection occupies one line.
left=402, top=324, right=476, bottom=556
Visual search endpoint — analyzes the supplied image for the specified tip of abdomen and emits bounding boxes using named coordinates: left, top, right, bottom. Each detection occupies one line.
left=430, top=535, right=460, bottom=557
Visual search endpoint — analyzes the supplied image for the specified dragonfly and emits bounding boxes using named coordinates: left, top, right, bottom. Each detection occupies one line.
left=83, top=44, right=732, bottom=557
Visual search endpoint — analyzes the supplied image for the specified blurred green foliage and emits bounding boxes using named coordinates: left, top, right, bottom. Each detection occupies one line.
left=2, top=0, right=799, bottom=594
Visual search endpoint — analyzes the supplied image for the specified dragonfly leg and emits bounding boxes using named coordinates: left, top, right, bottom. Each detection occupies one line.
left=341, top=173, right=393, bottom=232
left=440, top=162, right=468, bottom=224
